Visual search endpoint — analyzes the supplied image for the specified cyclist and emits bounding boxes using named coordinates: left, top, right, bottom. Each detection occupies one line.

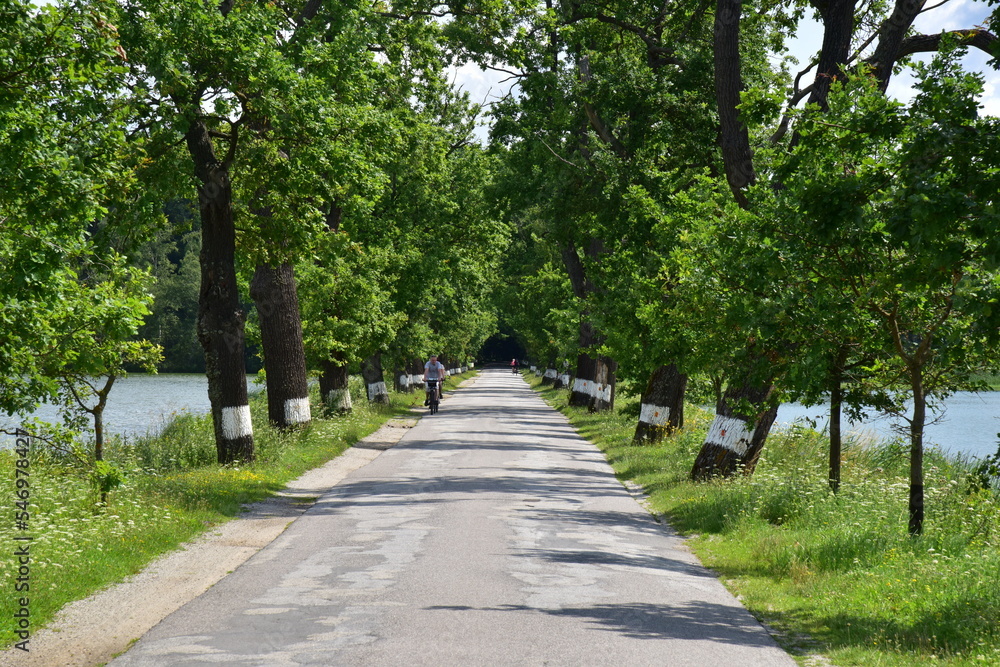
left=510, top=358, right=519, bottom=374
left=424, top=354, right=446, bottom=405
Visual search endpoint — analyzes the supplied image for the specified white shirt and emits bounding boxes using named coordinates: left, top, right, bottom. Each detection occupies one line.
left=424, top=360, right=445, bottom=380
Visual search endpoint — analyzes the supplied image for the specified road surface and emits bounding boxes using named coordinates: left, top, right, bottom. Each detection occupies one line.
left=110, top=368, right=795, bottom=666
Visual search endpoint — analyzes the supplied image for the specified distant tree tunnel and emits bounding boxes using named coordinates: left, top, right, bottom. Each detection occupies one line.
left=478, top=331, right=527, bottom=363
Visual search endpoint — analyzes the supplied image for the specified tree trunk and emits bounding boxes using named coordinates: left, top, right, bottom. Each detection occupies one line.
left=591, top=354, right=617, bottom=412
left=91, top=375, right=115, bottom=463
left=557, top=370, right=571, bottom=390
left=714, top=0, right=754, bottom=206
left=869, top=0, right=922, bottom=91
left=691, top=369, right=777, bottom=480
left=634, top=364, right=687, bottom=444
left=828, top=347, right=849, bottom=494
left=361, top=352, right=389, bottom=404
left=541, top=352, right=558, bottom=385
left=569, top=333, right=599, bottom=407
left=92, top=378, right=113, bottom=504
left=909, top=372, right=926, bottom=536
left=185, top=119, right=253, bottom=464
left=561, top=241, right=616, bottom=411
left=553, top=366, right=568, bottom=390
left=409, top=358, right=425, bottom=390
left=394, top=362, right=412, bottom=393
left=568, top=324, right=617, bottom=411
left=829, top=375, right=843, bottom=495
left=805, top=0, right=856, bottom=110
left=250, top=263, right=311, bottom=429
left=319, top=358, right=351, bottom=414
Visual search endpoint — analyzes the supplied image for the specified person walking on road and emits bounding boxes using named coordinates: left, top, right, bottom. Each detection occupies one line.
left=424, top=354, right=445, bottom=405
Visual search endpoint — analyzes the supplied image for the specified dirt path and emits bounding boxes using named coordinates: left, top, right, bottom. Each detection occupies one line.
left=0, top=418, right=417, bottom=667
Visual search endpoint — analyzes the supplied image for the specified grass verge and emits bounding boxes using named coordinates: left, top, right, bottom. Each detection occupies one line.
left=524, top=371, right=1000, bottom=667
left=0, top=371, right=471, bottom=648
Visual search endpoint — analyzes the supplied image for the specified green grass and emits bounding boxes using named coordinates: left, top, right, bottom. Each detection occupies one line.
left=524, top=373, right=1000, bottom=666
left=0, top=371, right=468, bottom=648
left=968, top=373, right=1000, bottom=391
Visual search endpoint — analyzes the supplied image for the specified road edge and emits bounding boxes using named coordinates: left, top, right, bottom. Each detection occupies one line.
left=0, top=418, right=416, bottom=667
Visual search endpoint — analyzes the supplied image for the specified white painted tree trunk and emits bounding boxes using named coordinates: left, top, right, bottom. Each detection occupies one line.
left=283, top=397, right=311, bottom=425
left=639, top=403, right=671, bottom=428
left=703, top=415, right=753, bottom=456
left=366, top=381, right=389, bottom=403
left=326, top=388, right=353, bottom=413
left=221, top=405, right=253, bottom=442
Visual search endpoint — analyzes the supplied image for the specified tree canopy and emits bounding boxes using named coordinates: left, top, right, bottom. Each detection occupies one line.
left=2, top=0, right=998, bottom=532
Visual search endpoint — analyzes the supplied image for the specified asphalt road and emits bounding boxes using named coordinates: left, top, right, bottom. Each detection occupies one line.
left=110, top=368, right=795, bottom=666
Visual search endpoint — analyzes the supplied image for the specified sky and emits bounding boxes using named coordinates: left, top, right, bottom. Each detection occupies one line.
left=453, top=0, right=999, bottom=139
left=791, top=0, right=999, bottom=116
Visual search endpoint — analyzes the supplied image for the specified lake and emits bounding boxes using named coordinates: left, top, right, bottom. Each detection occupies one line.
left=776, top=391, right=1000, bottom=460
left=4, top=376, right=998, bottom=461
left=2, top=374, right=262, bottom=441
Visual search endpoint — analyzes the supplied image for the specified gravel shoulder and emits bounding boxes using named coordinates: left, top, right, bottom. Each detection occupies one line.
left=0, top=417, right=418, bottom=667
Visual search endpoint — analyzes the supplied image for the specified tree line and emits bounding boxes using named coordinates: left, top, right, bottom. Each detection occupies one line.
left=2, top=0, right=998, bottom=537
left=1, top=0, right=507, bottom=466
left=485, top=0, right=999, bottom=536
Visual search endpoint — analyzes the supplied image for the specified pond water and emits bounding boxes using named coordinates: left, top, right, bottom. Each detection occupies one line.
left=2, top=374, right=262, bottom=441
left=5, top=376, right=998, bottom=461
left=775, top=391, right=1000, bottom=461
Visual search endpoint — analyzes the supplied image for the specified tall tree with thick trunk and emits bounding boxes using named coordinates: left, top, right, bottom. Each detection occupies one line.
left=633, top=364, right=687, bottom=444
left=319, top=356, right=352, bottom=414
left=250, top=263, right=311, bottom=429
left=361, top=352, right=390, bottom=405
left=184, top=120, right=254, bottom=462
left=562, top=242, right=617, bottom=411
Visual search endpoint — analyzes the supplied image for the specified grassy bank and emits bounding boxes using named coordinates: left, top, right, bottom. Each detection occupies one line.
left=0, top=371, right=469, bottom=648
left=525, top=373, right=1000, bottom=666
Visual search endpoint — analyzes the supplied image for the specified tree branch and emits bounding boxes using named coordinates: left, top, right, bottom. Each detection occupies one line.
left=535, top=132, right=583, bottom=170
left=895, top=29, right=998, bottom=60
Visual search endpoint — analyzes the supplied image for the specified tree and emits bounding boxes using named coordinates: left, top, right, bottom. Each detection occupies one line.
left=688, top=0, right=999, bottom=480
left=0, top=0, right=156, bottom=420
left=117, top=0, right=424, bottom=458
left=47, top=256, right=161, bottom=503
left=770, top=53, right=1000, bottom=533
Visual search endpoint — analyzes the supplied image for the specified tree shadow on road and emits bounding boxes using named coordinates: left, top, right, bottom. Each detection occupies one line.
left=425, top=600, right=779, bottom=646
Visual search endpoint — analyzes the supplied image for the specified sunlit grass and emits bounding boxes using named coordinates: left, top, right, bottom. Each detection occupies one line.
left=526, top=373, right=1000, bottom=666
left=0, top=370, right=467, bottom=647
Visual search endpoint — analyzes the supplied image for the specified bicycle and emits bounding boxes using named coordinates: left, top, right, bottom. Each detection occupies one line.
left=511, top=365, right=519, bottom=374
left=425, top=379, right=440, bottom=414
